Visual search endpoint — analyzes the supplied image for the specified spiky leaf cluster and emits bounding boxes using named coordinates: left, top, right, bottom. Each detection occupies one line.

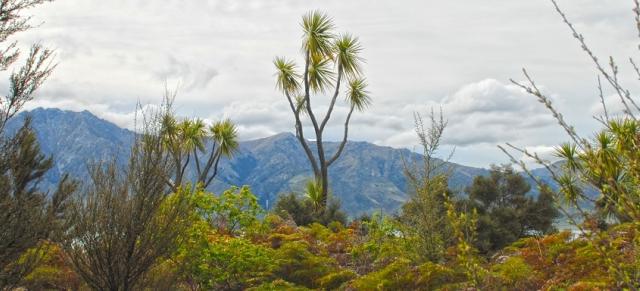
left=274, top=11, right=368, bottom=100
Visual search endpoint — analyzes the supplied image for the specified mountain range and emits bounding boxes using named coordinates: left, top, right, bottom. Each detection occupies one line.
left=7, top=108, right=562, bottom=217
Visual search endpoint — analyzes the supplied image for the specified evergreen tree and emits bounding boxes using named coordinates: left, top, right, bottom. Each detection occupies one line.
left=0, top=0, right=73, bottom=288
left=0, top=119, right=76, bottom=288
left=463, top=165, right=559, bottom=254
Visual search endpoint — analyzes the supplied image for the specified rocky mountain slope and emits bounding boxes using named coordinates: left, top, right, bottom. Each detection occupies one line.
left=9, top=108, right=572, bottom=216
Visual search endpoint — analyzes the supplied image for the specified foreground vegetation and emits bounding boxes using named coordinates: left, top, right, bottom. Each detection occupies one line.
left=2, top=0, right=640, bottom=290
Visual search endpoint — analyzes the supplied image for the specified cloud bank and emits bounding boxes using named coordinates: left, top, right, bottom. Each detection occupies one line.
left=7, top=0, right=638, bottom=167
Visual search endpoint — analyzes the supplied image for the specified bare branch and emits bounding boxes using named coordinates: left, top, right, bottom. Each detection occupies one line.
left=511, top=69, right=588, bottom=150
left=0, top=44, right=56, bottom=132
left=497, top=144, right=590, bottom=237
left=597, top=76, right=609, bottom=122
left=285, top=91, right=320, bottom=176
left=551, top=0, right=639, bottom=118
left=326, top=104, right=354, bottom=167
left=320, top=68, right=343, bottom=132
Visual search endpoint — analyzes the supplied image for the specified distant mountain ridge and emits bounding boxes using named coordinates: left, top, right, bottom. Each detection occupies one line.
left=5, top=108, right=134, bottom=190
left=8, top=108, right=564, bottom=216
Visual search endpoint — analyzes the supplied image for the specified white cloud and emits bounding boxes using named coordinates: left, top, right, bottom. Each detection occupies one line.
left=22, top=98, right=139, bottom=129
left=21, top=98, right=163, bottom=131
left=519, top=145, right=560, bottom=167
left=235, top=125, right=280, bottom=141
left=442, top=79, right=556, bottom=146
left=153, top=56, right=220, bottom=91
left=377, top=129, right=415, bottom=149
left=366, top=79, right=558, bottom=147
left=5, top=0, right=638, bottom=167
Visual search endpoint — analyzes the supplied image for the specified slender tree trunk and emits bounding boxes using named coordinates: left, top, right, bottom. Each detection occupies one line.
left=319, top=163, right=329, bottom=209
left=314, top=133, right=329, bottom=209
left=302, top=49, right=331, bottom=210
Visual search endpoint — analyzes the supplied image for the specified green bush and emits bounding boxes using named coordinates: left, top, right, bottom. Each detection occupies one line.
left=317, top=270, right=357, bottom=290
left=415, top=261, right=463, bottom=289
left=274, top=193, right=347, bottom=226
left=273, top=241, right=338, bottom=288
left=182, top=236, right=276, bottom=290
left=246, top=279, right=310, bottom=291
left=490, top=256, right=535, bottom=288
left=349, top=258, right=417, bottom=290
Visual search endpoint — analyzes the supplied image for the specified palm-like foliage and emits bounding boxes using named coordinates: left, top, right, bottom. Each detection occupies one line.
left=274, top=11, right=370, bottom=211
left=347, top=78, right=371, bottom=112
left=160, top=114, right=178, bottom=144
left=294, top=95, right=307, bottom=115
left=211, top=119, right=239, bottom=158
left=550, top=119, right=640, bottom=221
left=554, top=143, right=579, bottom=171
left=499, top=1, right=640, bottom=288
left=180, top=119, right=206, bottom=153
left=305, top=180, right=323, bottom=212
left=334, top=34, right=363, bottom=79
left=274, top=57, right=301, bottom=96
left=301, top=11, right=335, bottom=58
left=308, top=53, right=335, bottom=93
left=161, top=117, right=206, bottom=187
left=159, top=111, right=239, bottom=190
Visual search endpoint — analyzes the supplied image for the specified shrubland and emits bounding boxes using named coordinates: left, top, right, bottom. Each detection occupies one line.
left=3, top=0, right=640, bottom=290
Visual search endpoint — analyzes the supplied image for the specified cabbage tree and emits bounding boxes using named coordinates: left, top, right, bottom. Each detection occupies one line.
left=274, top=11, right=370, bottom=210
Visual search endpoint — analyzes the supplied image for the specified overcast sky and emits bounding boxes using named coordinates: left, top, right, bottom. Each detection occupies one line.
left=9, top=0, right=640, bottom=167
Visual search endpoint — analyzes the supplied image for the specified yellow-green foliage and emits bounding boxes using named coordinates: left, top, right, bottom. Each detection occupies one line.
left=490, top=257, right=535, bottom=289
left=444, top=195, right=486, bottom=288
left=177, top=230, right=277, bottom=290
left=17, top=182, right=640, bottom=290
left=415, top=261, right=464, bottom=289
left=349, top=258, right=417, bottom=290
left=485, top=225, right=640, bottom=289
left=349, top=258, right=466, bottom=290
left=140, top=259, right=187, bottom=291
left=317, top=269, right=357, bottom=290
left=350, top=259, right=415, bottom=290
left=350, top=213, right=417, bottom=272
left=266, top=217, right=304, bottom=249
left=551, top=118, right=640, bottom=288
left=246, top=279, right=310, bottom=291
left=199, top=186, right=263, bottom=235
left=307, top=222, right=332, bottom=241
left=193, top=236, right=276, bottom=290
left=173, top=186, right=277, bottom=290
left=273, top=241, right=338, bottom=288
left=21, top=243, right=82, bottom=290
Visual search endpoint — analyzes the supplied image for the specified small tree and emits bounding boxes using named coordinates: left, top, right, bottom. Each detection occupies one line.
left=173, top=186, right=274, bottom=290
left=0, top=119, right=75, bottom=288
left=161, top=115, right=239, bottom=191
left=63, top=109, right=191, bottom=291
left=0, top=0, right=75, bottom=288
left=159, top=93, right=239, bottom=191
left=462, top=165, right=559, bottom=254
left=0, top=0, right=56, bottom=132
left=399, top=110, right=454, bottom=262
left=274, top=11, right=370, bottom=210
